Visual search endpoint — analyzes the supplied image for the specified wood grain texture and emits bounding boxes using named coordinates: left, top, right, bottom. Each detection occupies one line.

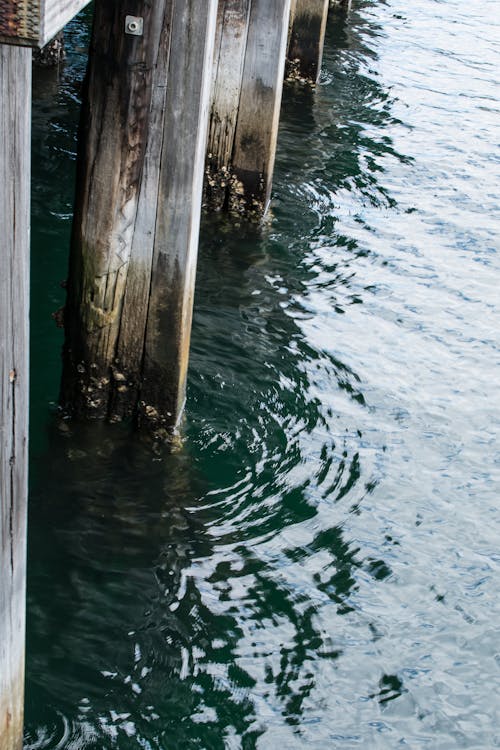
left=232, top=0, right=291, bottom=212
left=111, top=0, right=174, bottom=421
left=61, top=0, right=173, bottom=419
left=287, top=0, right=329, bottom=82
left=205, top=0, right=251, bottom=210
left=62, top=0, right=217, bottom=431
left=140, top=0, right=218, bottom=435
left=0, top=43, right=30, bottom=750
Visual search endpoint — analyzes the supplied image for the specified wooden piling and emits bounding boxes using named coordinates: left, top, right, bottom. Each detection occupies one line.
left=138, top=0, right=217, bottom=435
left=205, top=0, right=291, bottom=214
left=61, top=0, right=218, bottom=433
left=0, top=43, right=30, bottom=750
left=287, top=0, right=329, bottom=83
left=205, top=0, right=252, bottom=211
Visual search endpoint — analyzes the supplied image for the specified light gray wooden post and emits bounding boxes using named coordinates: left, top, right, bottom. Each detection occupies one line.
left=287, top=0, right=329, bottom=83
left=0, top=43, right=30, bottom=750
left=139, top=0, right=218, bottom=436
left=205, top=0, right=291, bottom=215
left=62, top=0, right=218, bottom=434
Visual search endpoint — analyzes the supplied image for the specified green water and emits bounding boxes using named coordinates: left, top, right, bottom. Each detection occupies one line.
left=25, top=1, right=500, bottom=748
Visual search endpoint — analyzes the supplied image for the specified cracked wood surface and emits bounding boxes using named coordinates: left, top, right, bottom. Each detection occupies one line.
left=0, top=43, right=30, bottom=750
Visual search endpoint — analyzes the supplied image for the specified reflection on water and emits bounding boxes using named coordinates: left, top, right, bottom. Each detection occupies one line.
left=26, top=0, right=500, bottom=748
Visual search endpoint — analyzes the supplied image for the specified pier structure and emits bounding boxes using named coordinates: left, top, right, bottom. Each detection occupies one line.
left=0, top=1, right=337, bottom=746
left=287, top=0, right=330, bottom=83
left=60, top=0, right=218, bottom=435
left=2, top=5, right=91, bottom=747
left=0, top=42, right=30, bottom=750
left=205, top=0, right=291, bottom=212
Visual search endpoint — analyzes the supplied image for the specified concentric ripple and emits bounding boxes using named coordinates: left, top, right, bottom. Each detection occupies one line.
left=26, top=0, right=500, bottom=748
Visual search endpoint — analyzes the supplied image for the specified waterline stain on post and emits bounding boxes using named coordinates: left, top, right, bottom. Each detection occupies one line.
left=286, top=0, right=329, bottom=83
left=205, top=0, right=292, bottom=216
left=61, top=0, right=218, bottom=436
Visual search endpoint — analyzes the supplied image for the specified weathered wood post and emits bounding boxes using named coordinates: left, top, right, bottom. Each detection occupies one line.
left=287, top=0, right=329, bottom=83
left=205, top=0, right=292, bottom=214
left=1, top=4, right=97, bottom=744
left=61, top=0, right=218, bottom=434
left=0, top=43, right=30, bottom=750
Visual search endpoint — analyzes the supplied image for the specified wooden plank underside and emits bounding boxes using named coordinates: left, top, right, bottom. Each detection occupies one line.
left=0, top=0, right=91, bottom=47
left=40, top=0, right=91, bottom=46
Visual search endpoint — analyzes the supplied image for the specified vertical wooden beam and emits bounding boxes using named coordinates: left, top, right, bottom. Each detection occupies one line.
left=205, top=0, right=252, bottom=211
left=287, top=0, right=329, bottom=83
left=0, top=43, right=30, bottom=750
left=61, top=0, right=173, bottom=420
left=62, top=0, right=218, bottom=432
left=205, top=0, right=291, bottom=215
left=139, top=0, right=218, bottom=435
left=109, top=2, right=173, bottom=422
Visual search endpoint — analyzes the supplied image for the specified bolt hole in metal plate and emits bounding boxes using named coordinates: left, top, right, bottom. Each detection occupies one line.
left=125, top=15, right=143, bottom=36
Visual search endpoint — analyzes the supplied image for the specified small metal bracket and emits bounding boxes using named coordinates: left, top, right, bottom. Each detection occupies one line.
left=125, top=15, right=143, bottom=36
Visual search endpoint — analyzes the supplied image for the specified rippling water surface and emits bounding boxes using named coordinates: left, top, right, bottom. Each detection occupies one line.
left=26, top=1, right=500, bottom=747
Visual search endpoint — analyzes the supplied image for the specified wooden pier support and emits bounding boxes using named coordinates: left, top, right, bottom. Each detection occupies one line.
left=61, top=0, right=217, bottom=434
left=287, top=0, right=329, bottom=83
left=0, top=43, right=30, bottom=750
left=205, top=0, right=291, bottom=214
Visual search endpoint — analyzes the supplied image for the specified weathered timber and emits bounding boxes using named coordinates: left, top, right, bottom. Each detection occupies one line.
left=139, top=0, right=217, bottom=435
left=0, top=0, right=91, bottom=47
left=0, top=43, right=30, bottom=750
left=61, top=0, right=173, bottom=421
left=109, top=2, right=173, bottom=423
left=287, top=0, right=329, bottom=83
left=61, top=0, right=218, bottom=433
left=205, top=0, right=252, bottom=211
left=205, top=0, right=291, bottom=215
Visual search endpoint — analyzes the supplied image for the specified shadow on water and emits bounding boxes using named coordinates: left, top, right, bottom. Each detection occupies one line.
left=26, top=209, right=379, bottom=746
left=26, top=423, right=265, bottom=748
left=30, top=9, right=92, bottom=455
left=25, top=2, right=413, bottom=747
